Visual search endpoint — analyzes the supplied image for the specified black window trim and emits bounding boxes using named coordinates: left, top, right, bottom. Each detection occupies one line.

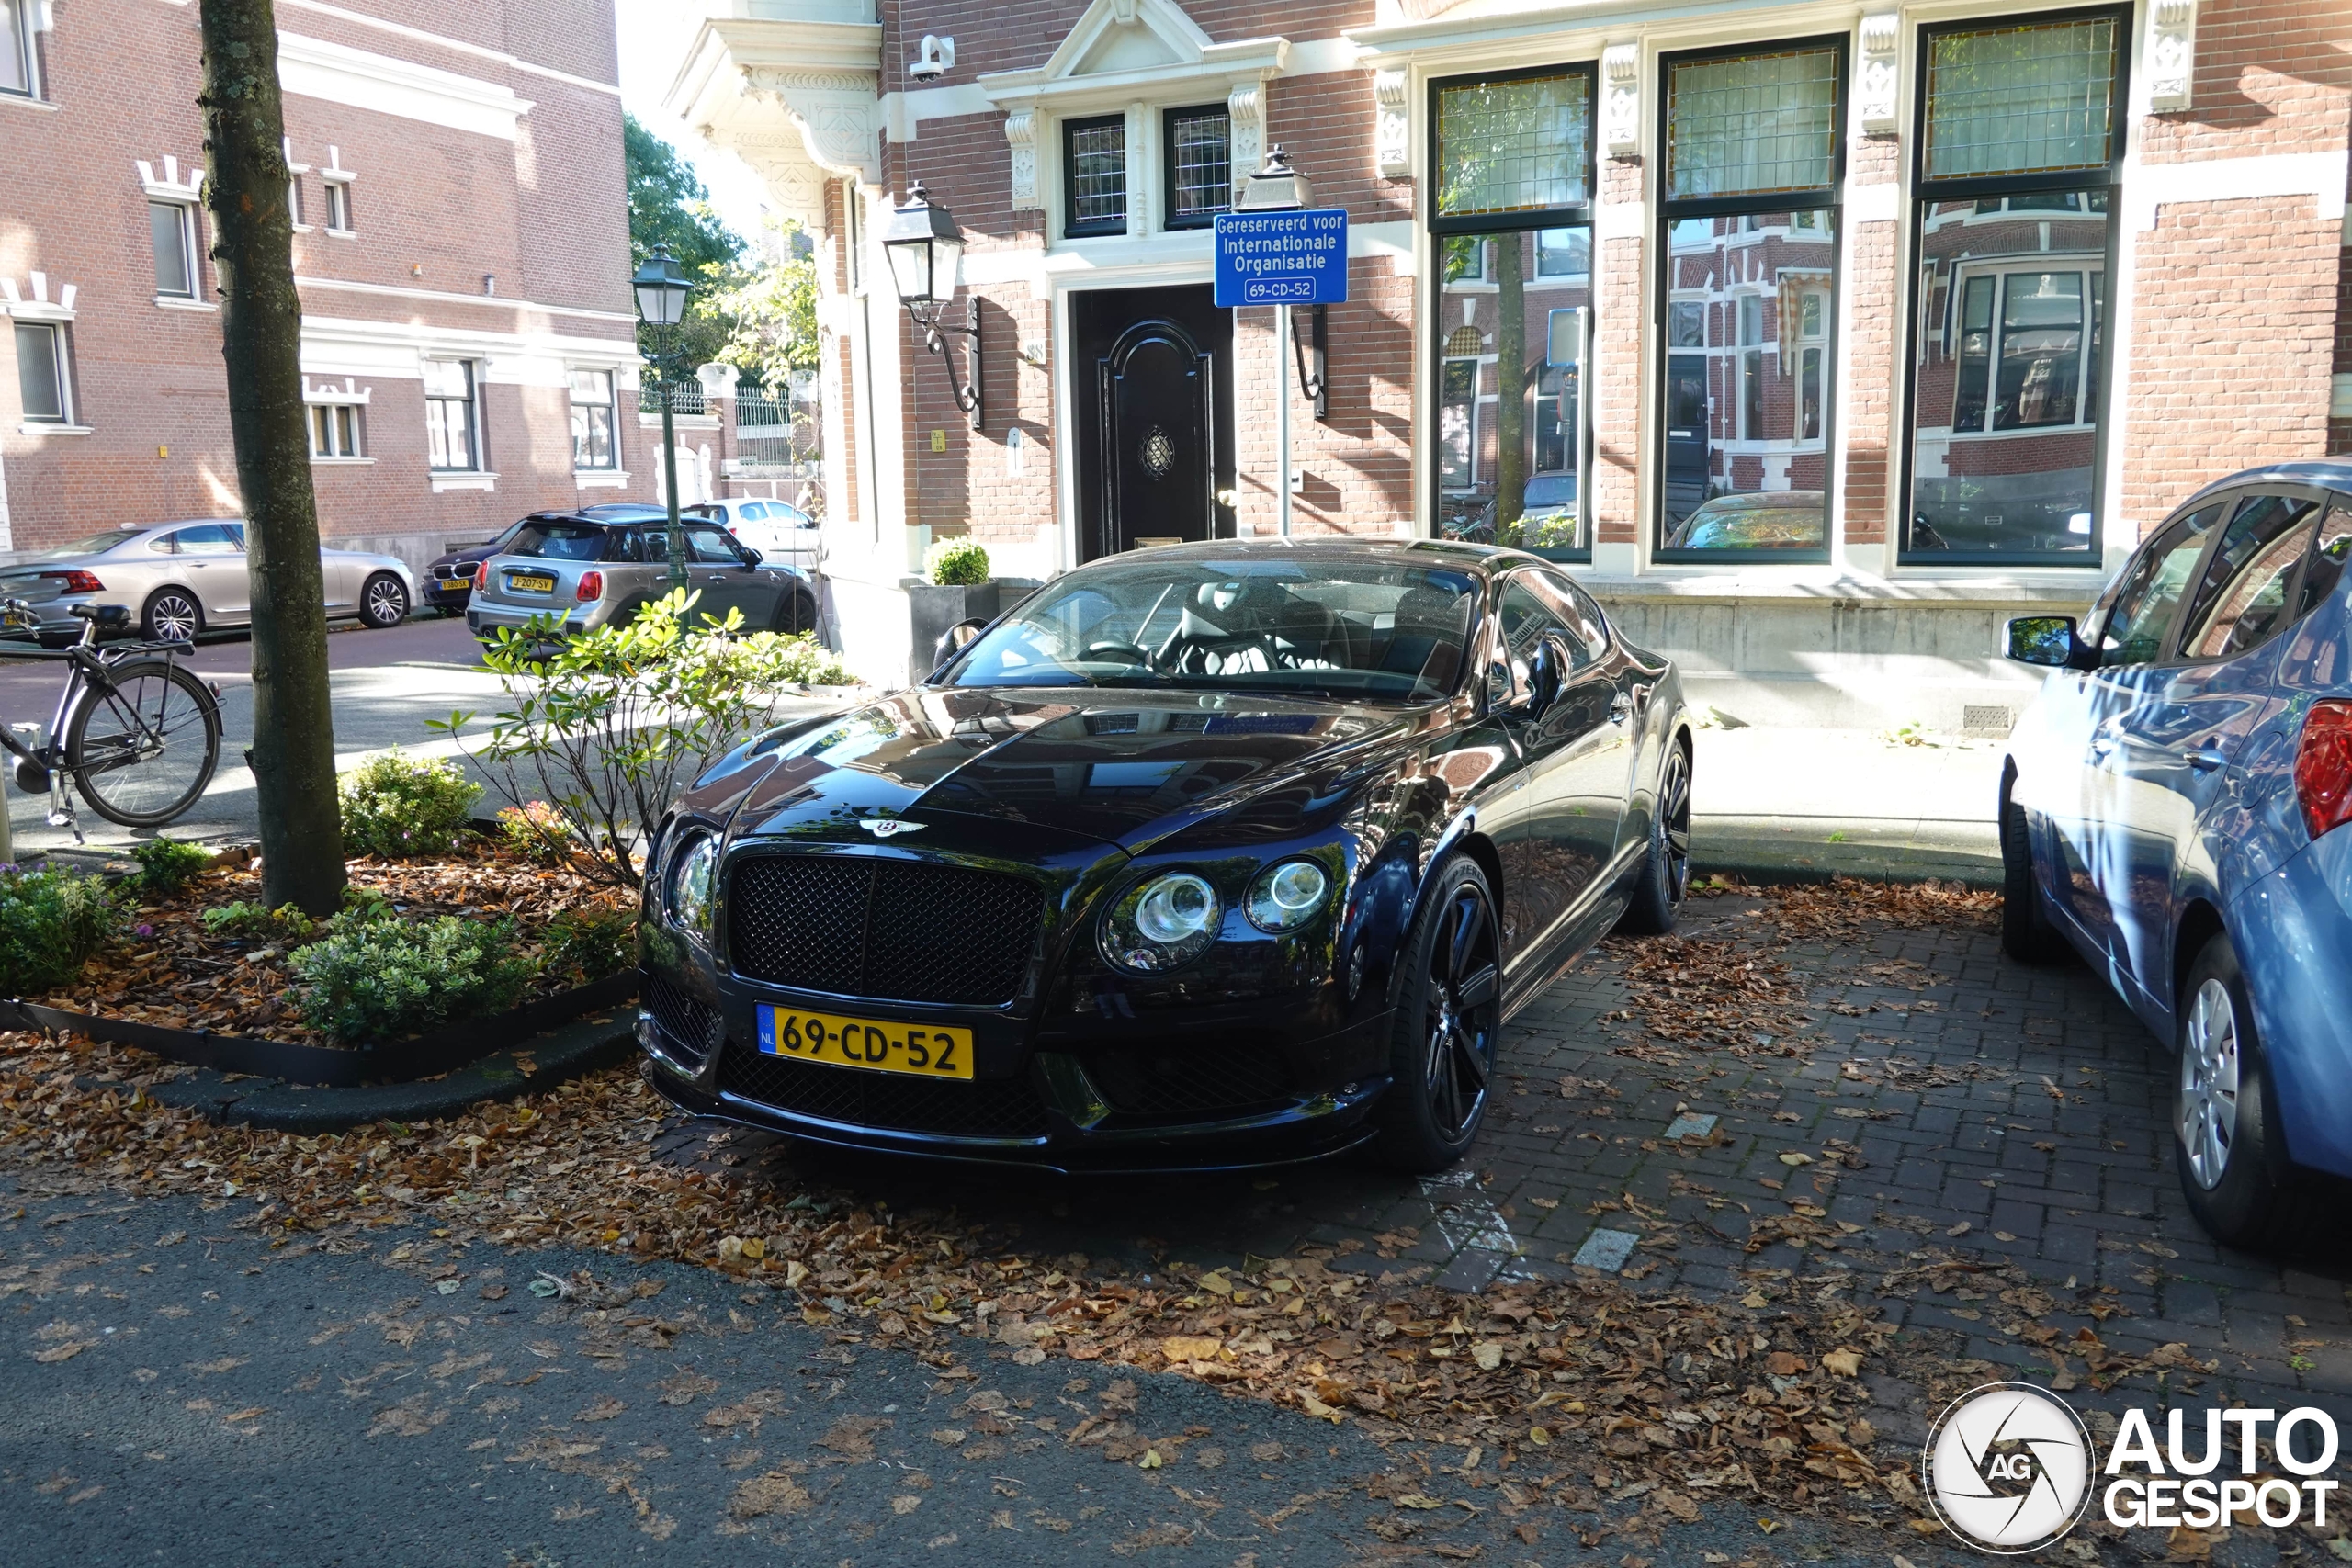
left=1650, top=33, right=1849, bottom=566
left=1424, top=60, right=1600, bottom=564
left=1062, top=112, right=1129, bottom=239
left=1, top=0, right=38, bottom=100
left=1159, top=102, right=1231, bottom=231
left=1896, top=1, right=2132, bottom=570
left=2157, top=483, right=2344, bottom=668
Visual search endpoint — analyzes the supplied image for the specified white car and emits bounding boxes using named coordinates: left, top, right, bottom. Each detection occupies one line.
left=0, top=519, right=419, bottom=645
left=687, top=498, right=822, bottom=575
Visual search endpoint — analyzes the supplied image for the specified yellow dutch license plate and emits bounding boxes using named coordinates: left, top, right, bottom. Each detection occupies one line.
left=507, top=572, right=557, bottom=593
left=757, top=1005, right=974, bottom=1080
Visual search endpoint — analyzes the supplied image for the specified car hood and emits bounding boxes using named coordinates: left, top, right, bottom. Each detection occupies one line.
left=721, top=686, right=1415, bottom=852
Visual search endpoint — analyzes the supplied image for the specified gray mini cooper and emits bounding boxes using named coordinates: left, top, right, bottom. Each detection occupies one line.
left=466, top=513, right=819, bottom=643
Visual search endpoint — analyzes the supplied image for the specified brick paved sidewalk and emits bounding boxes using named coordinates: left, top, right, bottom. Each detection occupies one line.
left=763, top=888, right=2352, bottom=1457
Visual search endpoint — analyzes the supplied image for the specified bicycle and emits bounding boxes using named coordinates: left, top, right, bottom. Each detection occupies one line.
left=0, top=599, right=223, bottom=832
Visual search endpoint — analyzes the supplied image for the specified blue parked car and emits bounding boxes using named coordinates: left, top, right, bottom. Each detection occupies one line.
left=2000, top=461, right=2352, bottom=1250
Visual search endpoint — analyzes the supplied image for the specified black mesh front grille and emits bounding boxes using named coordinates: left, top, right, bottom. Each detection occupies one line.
left=727, top=854, right=1045, bottom=1006
left=645, top=971, right=721, bottom=1069
left=718, top=1043, right=1050, bottom=1139
left=1083, top=1040, right=1296, bottom=1121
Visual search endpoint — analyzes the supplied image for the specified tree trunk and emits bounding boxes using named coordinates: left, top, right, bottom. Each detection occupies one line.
left=1492, top=233, right=1527, bottom=543
left=198, top=0, right=345, bottom=917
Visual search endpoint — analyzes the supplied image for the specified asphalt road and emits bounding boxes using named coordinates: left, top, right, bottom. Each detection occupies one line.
left=0, top=1178, right=1887, bottom=1568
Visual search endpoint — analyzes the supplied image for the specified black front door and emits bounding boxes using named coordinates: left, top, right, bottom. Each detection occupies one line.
left=1663, top=351, right=1711, bottom=540
left=1072, top=286, right=1235, bottom=562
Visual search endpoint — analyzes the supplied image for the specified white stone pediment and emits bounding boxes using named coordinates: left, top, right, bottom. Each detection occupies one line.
left=981, top=0, right=1285, bottom=112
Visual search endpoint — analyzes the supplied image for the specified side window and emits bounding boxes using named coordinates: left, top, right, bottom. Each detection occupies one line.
left=2179, top=493, right=2325, bottom=661
left=172, top=524, right=242, bottom=556
left=605, top=531, right=644, bottom=564
left=1526, top=570, right=1608, bottom=667
left=2298, top=505, right=2352, bottom=617
left=688, top=526, right=742, bottom=565
left=1494, top=579, right=1570, bottom=695
left=2097, top=503, right=2226, bottom=667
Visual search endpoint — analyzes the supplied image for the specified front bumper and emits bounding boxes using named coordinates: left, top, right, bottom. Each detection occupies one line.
left=638, top=983, right=1393, bottom=1174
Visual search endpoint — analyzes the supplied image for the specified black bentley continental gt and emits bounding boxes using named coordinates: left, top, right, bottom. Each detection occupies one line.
left=637, top=539, right=1691, bottom=1174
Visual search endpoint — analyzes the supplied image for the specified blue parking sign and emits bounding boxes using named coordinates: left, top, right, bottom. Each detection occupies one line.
left=1213, top=208, right=1350, bottom=308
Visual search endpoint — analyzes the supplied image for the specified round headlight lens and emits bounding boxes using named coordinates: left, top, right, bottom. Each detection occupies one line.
left=1100, top=871, right=1221, bottom=974
left=1245, top=859, right=1329, bottom=932
left=668, top=832, right=718, bottom=937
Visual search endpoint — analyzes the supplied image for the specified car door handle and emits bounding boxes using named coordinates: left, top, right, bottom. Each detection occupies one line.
left=2184, top=746, right=2229, bottom=773
left=1608, top=693, right=1633, bottom=726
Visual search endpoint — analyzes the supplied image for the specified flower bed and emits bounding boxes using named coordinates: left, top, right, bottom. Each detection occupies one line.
left=12, top=844, right=638, bottom=1080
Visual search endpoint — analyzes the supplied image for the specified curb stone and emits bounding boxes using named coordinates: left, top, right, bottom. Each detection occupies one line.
left=134, top=1010, right=638, bottom=1133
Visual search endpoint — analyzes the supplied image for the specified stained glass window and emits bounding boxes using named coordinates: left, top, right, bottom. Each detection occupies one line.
left=1666, top=48, right=1840, bottom=199
left=1435, top=73, right=1590, bottom=218
left=1923, top=17, right=2118, bottom=180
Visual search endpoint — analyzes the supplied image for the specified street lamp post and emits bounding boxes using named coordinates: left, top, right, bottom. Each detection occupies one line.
left=1235, top=148, right=1315, bottom=537
left=879, top=182, right=982, bottom=430
left=632, top=246, right=695, bottom=590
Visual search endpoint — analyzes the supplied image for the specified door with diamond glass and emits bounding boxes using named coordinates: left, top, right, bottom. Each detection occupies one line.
left=1072, top=286, right=1235, bottom=562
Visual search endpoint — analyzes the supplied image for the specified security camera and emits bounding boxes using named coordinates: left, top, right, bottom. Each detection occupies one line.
left=908, top=34, right=953, bottom=81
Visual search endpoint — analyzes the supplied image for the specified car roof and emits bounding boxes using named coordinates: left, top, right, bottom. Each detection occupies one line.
left=1094, top=537, right=1506, bottom=573
left=2175, top=461, right=2352, bottom=513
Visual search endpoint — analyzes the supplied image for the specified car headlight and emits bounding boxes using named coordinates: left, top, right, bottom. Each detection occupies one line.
left=666, top=830, right=718, bottom=938
left=1099, top=871, right=1220, bottom=974
left=1245, top=859, right=1329, bottom=933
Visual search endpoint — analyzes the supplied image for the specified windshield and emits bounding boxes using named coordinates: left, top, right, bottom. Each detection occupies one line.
left=29, top=529, right=145, bottom=561
left=944, top=554, right=1478, bottom=701
left=507, top=523, right=609, bottom=561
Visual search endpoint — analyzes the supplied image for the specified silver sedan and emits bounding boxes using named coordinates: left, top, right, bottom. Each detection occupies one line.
left=0, top=519, right=419, bottom=645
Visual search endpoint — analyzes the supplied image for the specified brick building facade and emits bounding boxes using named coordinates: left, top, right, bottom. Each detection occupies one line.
left=0, top=0, right=644, bottom=574
left=658, top=0, right=2351, bottom=716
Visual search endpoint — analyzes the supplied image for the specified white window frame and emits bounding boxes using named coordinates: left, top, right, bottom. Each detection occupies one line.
left=424, top=358, right=483, bottom=474
left=1937, top=255, right=2105, bottom=440
left=13, top=319, right=71, bottom=426
left=321, top=146, right=356, bottom=235
left=308, top=402, right=366, bottom=460
left=150, top=198, right=199, bottom=301
left=568, top=367, right=620, bottom=473
left=1, top=0, right=40, bottom=100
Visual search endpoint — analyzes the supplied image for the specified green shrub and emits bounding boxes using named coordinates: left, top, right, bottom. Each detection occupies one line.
left=539, top=907, right=638, bottom=984
left=925, top=537, right=989, bottom=586
left=340, top=884, right=395, bottom=921
left=338, top=750, right=481, bottom=859
left=130, top=838, right=214, bottom=896
left=498, top=801, right=579, bottom=866
left=288, top=911, right=534, bottom=1045
left=0, top=867, right=119, bottom=994
left=201, top=901, right=314, bottom=944
left=437, top=591, right=855, bottom=888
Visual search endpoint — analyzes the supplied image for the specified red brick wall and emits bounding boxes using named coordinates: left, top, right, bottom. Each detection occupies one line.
left=1593, top=158, right=1645, bottom=550
left=0, top=0, right=637, bottom=555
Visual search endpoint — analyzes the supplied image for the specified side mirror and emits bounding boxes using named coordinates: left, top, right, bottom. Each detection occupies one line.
left=741, top=547, right=763, bottom=567
left=1526, top=635, right=1565, bottom=719
left=929, top=617, right=986, bottom=679
left=2006, top=615, right=2086, bottom=669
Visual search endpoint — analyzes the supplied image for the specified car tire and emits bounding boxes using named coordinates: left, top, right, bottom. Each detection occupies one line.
left=1999, top=772, right=2069, bottom=964
left=1618, top=737, right=1691, bottom=935
left=141, top=588, right=203, bottom=644
left=1371, top=854, right=1503, bottom=1174
left=773, top=587, right=819, bottom=637
left=359, top=572, right=409, bottom=629
left=2175, top=932, right=2313, bottom=1251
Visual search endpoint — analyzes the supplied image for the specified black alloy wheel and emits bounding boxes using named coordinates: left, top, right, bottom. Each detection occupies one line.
left=360, top=572, right=409, bottom=629
left=774, top=587, right=819, bottom=637
left=1374, top=855, right=1502, bottom=1171
left=1620, top=738, right=1691, bottom=934
left=141, top=588, right=202, bottom=644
